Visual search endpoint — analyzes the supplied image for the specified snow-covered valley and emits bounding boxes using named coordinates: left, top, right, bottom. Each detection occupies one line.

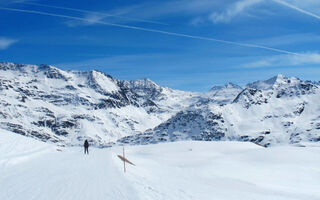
left=1, top=129, right=319, bottom=200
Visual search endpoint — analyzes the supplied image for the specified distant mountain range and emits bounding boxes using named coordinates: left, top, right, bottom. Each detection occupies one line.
left=0, top=62, right=319, bottom=147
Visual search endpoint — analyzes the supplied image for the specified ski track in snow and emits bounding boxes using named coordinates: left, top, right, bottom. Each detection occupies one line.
left=1, top=130, right=320, bottom=200
left=1, top=148, right=138, bottom=199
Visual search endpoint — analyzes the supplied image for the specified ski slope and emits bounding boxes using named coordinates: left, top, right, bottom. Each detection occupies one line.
left=1, top=130, right=319, bottom=200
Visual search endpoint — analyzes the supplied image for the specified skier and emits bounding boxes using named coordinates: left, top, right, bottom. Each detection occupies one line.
left=84, top=139, right=89, bottom=154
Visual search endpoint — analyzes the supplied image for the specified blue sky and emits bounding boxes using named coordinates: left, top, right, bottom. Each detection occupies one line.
left=1, top=0, right=320, bottom=91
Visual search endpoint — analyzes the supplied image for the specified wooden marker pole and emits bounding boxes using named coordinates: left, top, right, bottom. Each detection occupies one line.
left=117, top=147, right=135, bottom=173
left=123, top=146, right=126, bottom=173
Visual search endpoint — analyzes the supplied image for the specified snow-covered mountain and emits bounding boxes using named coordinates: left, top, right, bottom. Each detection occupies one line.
left=0, top=62, right=200, bottom=147
left=119, top=75, right=320, bottom=147
left=0, top=62, right=319, bottom=147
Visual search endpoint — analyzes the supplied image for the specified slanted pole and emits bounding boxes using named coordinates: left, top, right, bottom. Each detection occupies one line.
left=123, top=146, right=126, bottom=173
left=117, top=147, right=135, bottom=173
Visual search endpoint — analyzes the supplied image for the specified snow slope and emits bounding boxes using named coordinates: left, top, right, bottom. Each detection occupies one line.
left=1, top=129, right=319, bottom=200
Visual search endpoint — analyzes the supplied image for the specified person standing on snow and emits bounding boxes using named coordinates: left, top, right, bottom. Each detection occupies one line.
left=84, top=139, right=89, bottom=154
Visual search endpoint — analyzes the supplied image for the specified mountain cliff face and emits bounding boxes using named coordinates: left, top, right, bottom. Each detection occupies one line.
left=0, top=62, right=319, bottom=147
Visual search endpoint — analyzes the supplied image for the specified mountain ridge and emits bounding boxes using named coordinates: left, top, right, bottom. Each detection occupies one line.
left=0, top=62, right=319, bottom=147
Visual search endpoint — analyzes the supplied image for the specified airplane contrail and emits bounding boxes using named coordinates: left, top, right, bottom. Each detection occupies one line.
left=15, top=2, right=169, bottom=26
left=0, top=6, right=299, bottom=55
left=273, top=0, right=320, bottom=20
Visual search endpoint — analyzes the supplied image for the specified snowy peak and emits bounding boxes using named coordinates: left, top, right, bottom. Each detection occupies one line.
left=0, top=62, right=20, bottom=70
left=126, top=78, right=160, bottom=90
left=246, top=74, right=301, bottom=90
left=41, top=65, right=72, bottom=81
left=208, top=82, right=243, bottom=104
left=88, top=70, right=119, bottom=94
left=233, top=75, right=318, bottom=108
left=123, top=78, right=162, bottom=94
left=246, top=74, right=281, bottom=90
left=122, top=78, right=163, bottom=99
left=210, top=82, right=242, bottom=91
left=0, top=62, right=71, bottom=81
left=0, top=62, right=39, bottom=74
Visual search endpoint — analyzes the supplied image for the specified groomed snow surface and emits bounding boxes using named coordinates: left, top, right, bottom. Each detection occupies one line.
left=1, top=130, right=319, bottom=200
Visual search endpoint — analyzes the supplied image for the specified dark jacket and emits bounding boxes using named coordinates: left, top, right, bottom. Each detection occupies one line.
left=84, top=140, right=89, bottom=148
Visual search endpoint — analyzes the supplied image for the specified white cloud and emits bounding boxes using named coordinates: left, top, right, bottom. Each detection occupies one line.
left=190, top=17, right=206, bottom=26
left=209, top=0, right=264, bottom=23
left=95, top=0, right=222, bottom=23
left=247, top=33, right=320, bottom=46
left=65, top=13, right=105, bottom=27
left=272, top=0, right=320, bottom=20
left=0, top=0, right=28, bottom=5
left=0, top=37, right=17, bottom=50
left=0, top=7, right=297, bottom=55
left=18, top=1, right=168, bottom=26
left=206, top=0, right=320, bottom=24
left=241, top=52, right=320, bottom=68
left=15, top=0, right=320, bottom=27
left=275, top=0, right=320, bottom=10
left=113, top=0, right=320, bottom=23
